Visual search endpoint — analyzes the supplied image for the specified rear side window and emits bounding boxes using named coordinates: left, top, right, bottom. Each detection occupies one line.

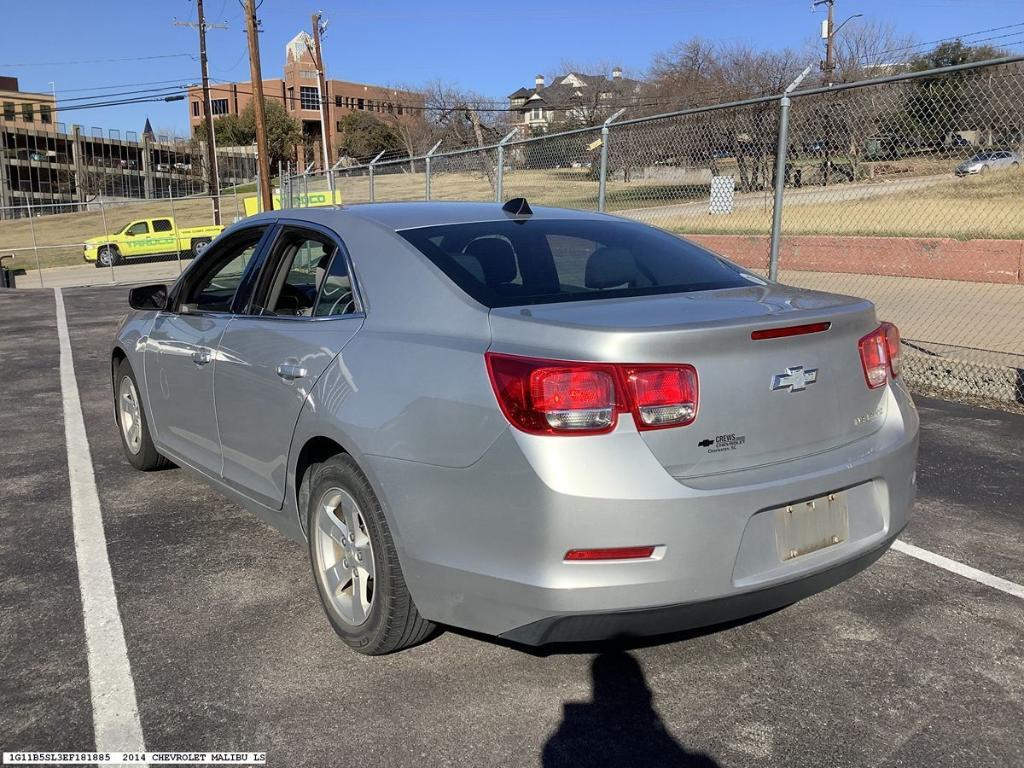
left=152, top=219, right=173, bottom=232
left=398, top=218, right=749, bottom=308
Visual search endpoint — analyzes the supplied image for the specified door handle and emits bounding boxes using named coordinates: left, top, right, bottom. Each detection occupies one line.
left=276, top=363, right=307, bottom=381
left=191, top=348, right=213, bottom=365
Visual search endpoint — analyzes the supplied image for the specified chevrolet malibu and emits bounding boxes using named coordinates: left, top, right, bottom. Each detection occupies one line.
left=112, top=200, right=918, bottom=654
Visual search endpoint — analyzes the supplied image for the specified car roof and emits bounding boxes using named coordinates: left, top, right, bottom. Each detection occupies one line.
left=244, top=201, right=611, bottom=233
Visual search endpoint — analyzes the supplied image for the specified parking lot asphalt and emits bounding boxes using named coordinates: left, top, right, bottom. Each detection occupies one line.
left=1, top=285, right=1022, bottom=768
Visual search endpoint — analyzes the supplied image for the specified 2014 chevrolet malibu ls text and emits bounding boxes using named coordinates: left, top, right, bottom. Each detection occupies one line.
left=112, top=200, right=918, bottom=654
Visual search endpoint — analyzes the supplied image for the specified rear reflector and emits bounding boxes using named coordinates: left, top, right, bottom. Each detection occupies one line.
left=751, top=322, right=831, bottom=340
left=565, top=546, right=655, bottom=561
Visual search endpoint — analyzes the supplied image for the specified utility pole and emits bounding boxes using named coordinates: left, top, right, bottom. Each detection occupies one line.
left=814, top=0, right=862, bottom=87
left=245, top=0, right=273, bottom=212
left=174, top=1, right=228, bottom=223
left=814, top=0, right=836, bottom=85
left=307, top=12, right=334, bottom=187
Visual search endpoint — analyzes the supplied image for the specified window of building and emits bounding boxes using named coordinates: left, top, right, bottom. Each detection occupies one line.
left=40, top=105, right=52, bottom=124
left=22, top=103, right=34, bottom=123
left=334, top=95, right=343, bottom=107
left=300, top=86, right=320, bottom=110
left=192, top=101, right=201, bottom=117
left=211, top=99, right=229, bottom=115
left=357, top=98, right=364, bottom=110
left=397, top=104, right=403, bottom=116
left=3, top=101, right=14, bottom=120
left=300, top=70, right=317, bottom=80
left=336, top=120, right=343, bottom=132
left=530, top=107, right=544, bottom=121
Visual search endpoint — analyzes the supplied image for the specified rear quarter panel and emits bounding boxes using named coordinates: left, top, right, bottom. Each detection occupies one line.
left=285, top=216, right=508, bottom=528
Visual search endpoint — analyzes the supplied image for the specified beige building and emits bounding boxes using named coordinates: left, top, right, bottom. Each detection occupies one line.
left=187, top=32, right=422, bottom=167
left=0, top=76, right=58, bottom=130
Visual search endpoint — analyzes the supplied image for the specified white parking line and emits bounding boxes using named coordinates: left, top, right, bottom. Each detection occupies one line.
left=892, top=539, right=1024, bottom=600
left=55, top=288, right=147, bottom=753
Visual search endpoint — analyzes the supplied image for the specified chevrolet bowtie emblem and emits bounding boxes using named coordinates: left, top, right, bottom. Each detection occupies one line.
left=771, top=365, right=818, bottom=392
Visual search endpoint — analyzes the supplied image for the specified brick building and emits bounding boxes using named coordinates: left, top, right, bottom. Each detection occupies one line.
left=187, top=32, right=422, bottom=167
left=0, top=76, right=58, bottom=130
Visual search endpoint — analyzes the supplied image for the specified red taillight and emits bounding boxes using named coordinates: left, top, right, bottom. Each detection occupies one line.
left=858, top=322, right=901, bottom=389
left=882, top=322, right=901, bottom=378
left=623, top=365, right=698, bottom=429
left=486, top=354, right=621, bottom=434
left=565, top=546, right=655, bottom=561
left=485, top=353, right=698, bottom=435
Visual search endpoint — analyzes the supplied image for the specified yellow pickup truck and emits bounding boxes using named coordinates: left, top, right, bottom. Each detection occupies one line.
left=83, top=217, right=224, bottom=268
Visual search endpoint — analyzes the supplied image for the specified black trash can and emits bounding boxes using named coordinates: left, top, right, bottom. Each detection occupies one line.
left=0, top=255, right=14, bottom=289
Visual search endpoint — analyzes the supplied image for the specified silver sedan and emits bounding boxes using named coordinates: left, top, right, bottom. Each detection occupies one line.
left=954, top=149, right=1020, bottom=176
left=112, top=200, right=918, bottom=654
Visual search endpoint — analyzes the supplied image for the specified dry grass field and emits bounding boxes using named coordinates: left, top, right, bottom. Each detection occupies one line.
left=1, top=164, right=1021, bottom=273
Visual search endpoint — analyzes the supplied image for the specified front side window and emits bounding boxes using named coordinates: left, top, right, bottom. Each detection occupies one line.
left=126, top=222, right=149, bottom=236
left=180, top=228, right=266, bottom=313
left=254, top=229, right=351, bottom=317
left=399, top=218, right=751, bottom=308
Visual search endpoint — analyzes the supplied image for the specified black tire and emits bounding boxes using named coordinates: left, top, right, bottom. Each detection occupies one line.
left=190, top=237, right=212, bottom=259
left=306, top=454, right=434, bottom=654
left=96, top=245, right=122, bottom=268
left=114, top=358, right=168, bottom=471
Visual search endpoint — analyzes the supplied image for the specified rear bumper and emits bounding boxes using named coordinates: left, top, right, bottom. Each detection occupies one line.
left=364, top=381, right=919, bottom=644
left=500, top=526, right=900, bottom=645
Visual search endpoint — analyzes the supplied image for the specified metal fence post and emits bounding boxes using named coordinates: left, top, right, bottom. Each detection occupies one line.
left=424, top=140, right=442, bottom=201
left=26, top=201, right=43, bottom=288
left=167, top=185, right=182, bottom=274
left=368, top=150, right=386, bottom=203
left=598, top=109, right=626, bottom=213
left=98, top=199, right=115, bottom=283
left=769, top=66, right=812, bottom=281
left=495, top=129, right=518, bottom=203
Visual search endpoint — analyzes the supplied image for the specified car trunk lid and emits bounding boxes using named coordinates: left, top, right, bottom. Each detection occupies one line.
left=487, top=284, right=887, bottom=477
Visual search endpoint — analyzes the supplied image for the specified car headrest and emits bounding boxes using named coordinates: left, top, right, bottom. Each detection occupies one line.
left=585, top=247, right=637, bottom=289
left=464, top=237, right=518, bottom=285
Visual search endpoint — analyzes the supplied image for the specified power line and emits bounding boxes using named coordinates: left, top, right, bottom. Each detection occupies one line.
left=0, top=53, right=196, bottom=68
left=858, top=21, right=1024, bottom=61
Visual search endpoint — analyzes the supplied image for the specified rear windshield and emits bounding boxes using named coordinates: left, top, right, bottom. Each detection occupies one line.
left=398, top=218, right=751, bottom=308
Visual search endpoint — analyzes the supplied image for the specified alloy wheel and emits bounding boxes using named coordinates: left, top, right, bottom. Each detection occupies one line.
left=313, top=487, right=375, bottom=626
left=118, top=375, right=143, bottom=454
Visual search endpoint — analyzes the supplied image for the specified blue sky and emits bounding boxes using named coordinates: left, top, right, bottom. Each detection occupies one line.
left=2, top=0, right=1021, bottom=135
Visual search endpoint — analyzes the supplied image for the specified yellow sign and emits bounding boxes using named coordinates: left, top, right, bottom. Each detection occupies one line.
left=242, top=189, right=344, bottom=217
left=587, top=138, right=604, bottom=151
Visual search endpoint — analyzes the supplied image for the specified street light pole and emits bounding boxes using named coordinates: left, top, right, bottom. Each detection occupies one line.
left=308, top=12, right=334, bottom=192
left=815, top=0, right=862, bottom=86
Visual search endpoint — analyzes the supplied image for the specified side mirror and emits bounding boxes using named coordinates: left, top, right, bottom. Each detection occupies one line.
left=128, top=284, right=168, bottom=311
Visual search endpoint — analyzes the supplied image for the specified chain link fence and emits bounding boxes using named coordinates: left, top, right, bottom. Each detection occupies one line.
left=281, top=55, right=1023, bottom=407
left=4, top=57, right=1021, bottom=407
left=0, top=121, right=259, bottom=288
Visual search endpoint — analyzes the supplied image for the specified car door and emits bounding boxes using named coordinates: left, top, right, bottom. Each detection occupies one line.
left=214, top=222, right=364, bottom=509
left=122, top=220, right=150, bottom=257
left=144, top=224, right=272, bottom=477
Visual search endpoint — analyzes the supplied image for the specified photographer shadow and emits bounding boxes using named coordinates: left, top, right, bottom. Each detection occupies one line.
left=542, top=651, right=720, bottom=768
